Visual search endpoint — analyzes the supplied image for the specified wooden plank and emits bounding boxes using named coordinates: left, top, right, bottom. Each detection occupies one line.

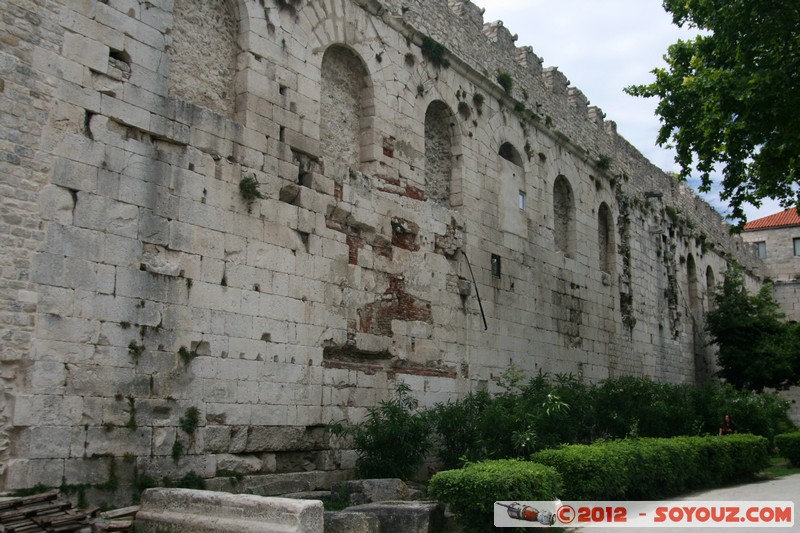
left=0, top=492, right=92, bottom=533
left=0, top=492, right=59, bottom=511
left=100, top=506, right=139, bottom=520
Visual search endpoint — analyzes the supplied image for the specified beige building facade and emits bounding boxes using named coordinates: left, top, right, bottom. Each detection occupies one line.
left=742, top=210, right=800, bottom=321
left=0, top=0, right=762, bottom=500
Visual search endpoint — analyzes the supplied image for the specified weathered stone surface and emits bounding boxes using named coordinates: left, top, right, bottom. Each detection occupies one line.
left=215, top=453, right=263, bottom=475
left=136, top=488, right=323, bottom=533
left=205, top=471, right=332, bottom=497
left=324, top=511, right=380, bottom=533
left=332, top=478, right=411, bottom=506
left=344, top=501, right=445, bottom=533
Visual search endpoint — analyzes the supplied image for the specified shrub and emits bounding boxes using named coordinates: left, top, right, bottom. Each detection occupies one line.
left=496, top=71, right=513, bottom=94
left=530, top=434, right=769, bottom=500
left=179, top=407, right=199, bottom=434
left=239, top=174, right=263, bottom=202
left=774, top=432, right=800, bottom=466
left=596, top=154, right=613, bottom=170
left=329, top=383, right=430, bottom=480
left=427, top=390, right=492, bottom=468
left=428, top=460, right=562, bottom=533
left=426, top=374, right=792, bottom=468
left=697, top=382, right=794, bottom=441
left=420, top=35, right=450, bottom=68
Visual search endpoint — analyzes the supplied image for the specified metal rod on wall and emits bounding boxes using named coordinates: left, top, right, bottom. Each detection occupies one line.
left=461, top=249, right=488, bottom=331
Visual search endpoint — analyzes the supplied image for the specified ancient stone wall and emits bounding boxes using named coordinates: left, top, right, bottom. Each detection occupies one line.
left=0, top=0, right=763, bottom=499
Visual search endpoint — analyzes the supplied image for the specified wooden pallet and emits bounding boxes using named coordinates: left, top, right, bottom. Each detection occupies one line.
left=0, top=491, right=95, bottom=532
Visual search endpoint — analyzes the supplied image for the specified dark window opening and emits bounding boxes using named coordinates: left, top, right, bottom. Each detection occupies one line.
left=491, top=254, right=501, bottom=278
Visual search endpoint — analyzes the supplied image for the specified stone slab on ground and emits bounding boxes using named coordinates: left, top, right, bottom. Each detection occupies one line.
left=134, top=488, right=323, bottom=533
left=331, top=478, right=411, bottom=506
left=344, top=500, right=445, bottom=533
left=324, top=510, right=380, bottom=533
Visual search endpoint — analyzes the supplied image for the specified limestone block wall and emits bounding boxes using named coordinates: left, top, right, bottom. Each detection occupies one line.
left=0, top=0, right=762, bottom=499
left=773, top=281, right=800, bottom=323
left=741, top=226, right=800, bottom=282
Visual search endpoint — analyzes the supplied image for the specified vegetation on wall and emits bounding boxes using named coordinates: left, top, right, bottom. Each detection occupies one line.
left=596, top=154, right=612, bottom=171
left=179, top=407, right=200, bottom=434
left=239, top=174, right=264, bottom=206
left=420, top=35, right=450, bottom=68
left=496, top=71, right=513, bottom=94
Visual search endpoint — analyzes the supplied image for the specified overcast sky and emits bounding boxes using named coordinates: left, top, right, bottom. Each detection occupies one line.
left=478, top=0, right=782, bottom=222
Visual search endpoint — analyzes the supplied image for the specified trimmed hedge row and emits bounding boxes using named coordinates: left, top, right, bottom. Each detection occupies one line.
left=774, top=432, right=800, bottom=466
left=428, top=459, right=562, bottom=533
left=530, top=434, right=770, bottom=500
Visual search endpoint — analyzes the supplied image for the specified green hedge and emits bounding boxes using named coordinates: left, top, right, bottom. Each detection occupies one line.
left=530, top=434, right=769, bottom=500
left=774, top=432, right=800, bottom=466
left=428, top=459, right=562, bottom=533
left=425, top=374, right=793, bottom=469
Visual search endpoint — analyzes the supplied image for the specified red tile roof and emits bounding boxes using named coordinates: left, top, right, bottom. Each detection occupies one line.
left=744, top=209, right=800, bottom=230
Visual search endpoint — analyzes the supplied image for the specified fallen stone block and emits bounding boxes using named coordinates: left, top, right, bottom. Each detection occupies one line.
left=324, top=510, right=380, bottom=533
left=331, top=478, right=410, bottom=506
left=135, top=488, right=323, bottom=533
left=344, top=501, right=445, bottom=533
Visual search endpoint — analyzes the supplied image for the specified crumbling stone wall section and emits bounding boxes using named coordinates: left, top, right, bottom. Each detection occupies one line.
left=168, top=0, right=239, bottom=118
left=0, top=0, right=765, bottom=500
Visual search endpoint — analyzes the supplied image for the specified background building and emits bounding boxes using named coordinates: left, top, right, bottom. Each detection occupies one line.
left=742, top=209, right=800, bottom=321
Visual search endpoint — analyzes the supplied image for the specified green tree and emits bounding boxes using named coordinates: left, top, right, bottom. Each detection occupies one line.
left=705, top=264, right=800, bottom=390
left=626, top=0, right=800, bottom=226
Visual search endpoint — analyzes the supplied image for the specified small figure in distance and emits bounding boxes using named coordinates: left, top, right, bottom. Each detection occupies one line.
left=719, top=414, right=738, bottom=436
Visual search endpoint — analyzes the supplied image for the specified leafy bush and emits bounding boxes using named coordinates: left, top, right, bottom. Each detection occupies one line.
left=239, top=174, right=263, bottom=202
left=774, top=432, right=800, bottom=466
left=420, top=35, right=450, bottom=68
left=496, top=71, right=513, bottom=94
left=593, top=376, right=701, bottom=438
left=428, top=460, right=562, bottom=533
left=179, top=407, right=199, bottom=434
left=530, top=434, right=769, bottom=500
left=338, top=372, right=792, bottom=477
left=329, top=383, right=430, bottom=480
left=427, top=390, right=492, bottom=468
left=696, top=382, right=794, bottom=441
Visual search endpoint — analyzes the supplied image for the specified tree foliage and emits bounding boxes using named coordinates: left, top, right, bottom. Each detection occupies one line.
left=626, top=0, right=800, bottom=226
left=705, top=264, right=800, bottom=390
left=328, top=382, right=430, bottom=480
